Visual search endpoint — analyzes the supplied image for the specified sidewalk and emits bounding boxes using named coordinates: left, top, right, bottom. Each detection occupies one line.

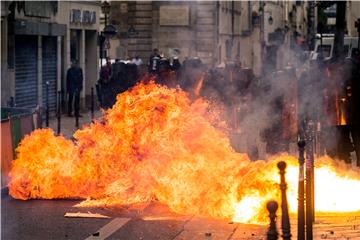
left=48, top=110, right=103, bottom=139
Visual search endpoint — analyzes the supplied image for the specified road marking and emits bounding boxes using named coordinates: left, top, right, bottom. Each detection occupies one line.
left=85, top=217, right=130, bottom=240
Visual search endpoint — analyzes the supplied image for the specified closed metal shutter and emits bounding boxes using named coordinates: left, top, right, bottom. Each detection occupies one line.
left=15, top=35, right=38, bottom=108
left=42, top=36, right=57, bottom=112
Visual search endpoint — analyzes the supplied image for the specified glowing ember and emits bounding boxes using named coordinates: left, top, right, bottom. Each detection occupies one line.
left=8, top=81, right=360, bottom=224
left=194, top=75, right=204, bottom=97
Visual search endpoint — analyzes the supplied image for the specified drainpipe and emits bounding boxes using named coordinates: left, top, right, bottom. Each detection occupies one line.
left=248, top=1, right=252, bottom=32
left=216, top=1, right=220, bottom=66
left=231, top=0, right=235, bottom=48
left=38, top=36, right=43, bottom=108
left=259, top=1, right=265, bottom=75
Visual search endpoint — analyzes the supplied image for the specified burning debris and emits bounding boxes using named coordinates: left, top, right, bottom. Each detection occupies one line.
left=8, top=81, right=360, bottom=224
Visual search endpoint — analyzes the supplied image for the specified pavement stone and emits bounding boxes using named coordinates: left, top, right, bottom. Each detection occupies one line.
left=174, top=216, right=238, bottom=240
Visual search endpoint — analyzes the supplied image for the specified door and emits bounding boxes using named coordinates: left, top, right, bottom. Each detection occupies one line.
left=42, top=36, right=57, bottom=113
left=15, top=35, right=38, bottom=108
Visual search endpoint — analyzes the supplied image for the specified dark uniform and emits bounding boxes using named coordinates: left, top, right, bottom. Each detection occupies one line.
left=98, top=62, right=113, bottom=109
left=66, top=63, right=83, bottom=117
left=158, top=59, right=176, bottom=88
left=179, top=58, right=205, bottom=98
left=148, top=49, right=161, bottom=74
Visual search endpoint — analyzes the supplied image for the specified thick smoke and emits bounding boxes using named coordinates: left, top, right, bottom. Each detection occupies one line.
left=175, top=37, right=357, bottom=164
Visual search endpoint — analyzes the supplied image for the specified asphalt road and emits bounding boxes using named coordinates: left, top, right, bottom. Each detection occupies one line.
left=1, top=191, right=244, bottom=240
left=2, top=191, right=360, bottom=240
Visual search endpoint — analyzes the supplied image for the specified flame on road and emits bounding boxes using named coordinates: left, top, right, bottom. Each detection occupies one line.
left=8, top=82, right=360, bottom=224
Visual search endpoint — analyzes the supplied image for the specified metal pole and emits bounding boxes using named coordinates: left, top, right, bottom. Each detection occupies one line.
left=333, top=2, right=346, bottom=61
left=278, top=161, right=291, bottom=240
left=297, top=139, right=305, bottom=240
left=259, top=0, right=265, bottom=75
left=91, top=87, right=95, bottom=120
left=307, top=1, right=315, bottom=50
left=57, top=91, right=61, bottom=135
left=46, top=81, right=49, bottom=127
left=358, top=27, right=360, bottom=50
left=320, top=33, right=323, bottom=59
left=315, top=119, right=321, bottom=157
left=358, top=21, right=360, bottom=49
left=309, top=120, right=315, bottom=222
left=266, top=201, right=279, bottom=240
left=305, top=119, right=314, bottom=240
left=100, top=36, right=103, bottom=61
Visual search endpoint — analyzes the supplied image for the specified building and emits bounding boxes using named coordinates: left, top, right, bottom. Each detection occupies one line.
left=62, top=1, right=100, bottom=106
left=108, top=1, right=249, bottom=69
left=317, top=1, right=360, bottom=37
left=1, top=1, right=100, bottom=111
left=1, top=1, right=65, bottom=110
left=347, top=1, right=360, bottom=37
left=106, top=1, right=309, bottom=77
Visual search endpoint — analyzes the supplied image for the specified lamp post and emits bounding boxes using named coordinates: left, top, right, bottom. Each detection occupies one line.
left=99, top=1, right=116, bottom=64
left=268, top=15, right=274, bottom=25
left=101, top=1, right=110, bottom=27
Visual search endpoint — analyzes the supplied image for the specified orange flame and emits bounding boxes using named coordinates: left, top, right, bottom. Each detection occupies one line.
left=194, top=75, right=204, bottom=97
left=9, top=81, right=360, bottom=224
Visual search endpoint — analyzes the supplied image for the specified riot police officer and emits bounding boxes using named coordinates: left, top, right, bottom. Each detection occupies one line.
left=148, top=48, right=161, bottom=74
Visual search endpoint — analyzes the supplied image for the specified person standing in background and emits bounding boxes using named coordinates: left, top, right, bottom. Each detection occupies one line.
left=100, top=57, right=112, bottom=84
left=66, top=60, right=83, bottom=118
left=148, top=48, right=160, bottom=74
left=132, top=55, right=143, bottom=66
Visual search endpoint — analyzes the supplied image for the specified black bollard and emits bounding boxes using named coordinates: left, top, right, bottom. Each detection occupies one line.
left=91, top=87, right=95, bottom=121
left=57, top=91, right=61, bottom=135
left=267, top=201, right=279, bottom=240
left=297, top=139, right=306, bottom=240
left=95, top=83, right=102, bottom=107
left=46, top=81, right=49, bottom=127
left=311, top=122, right=315, bottom=223
left=277, top=161, right=291, bottom=240
left=305, top=119, right=314, bottom=240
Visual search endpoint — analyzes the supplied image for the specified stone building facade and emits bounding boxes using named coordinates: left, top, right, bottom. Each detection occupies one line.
left=1, top=1, right=100, bottom=110
left=347, top=1, right=360, bottom=37
left=108, top=2, right=247, bottom=67
left=108, top=1, right=219, bottom=66
left=107, top=1, right=309, bottom=77
left=107, top=1, right=263, bottom=71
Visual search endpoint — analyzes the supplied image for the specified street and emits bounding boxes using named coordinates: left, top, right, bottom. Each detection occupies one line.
left=2, top=191, right=360, bottom=240
left=2, top=1, right=360, bottom=239
left=1, top=192, right=241, bottom=240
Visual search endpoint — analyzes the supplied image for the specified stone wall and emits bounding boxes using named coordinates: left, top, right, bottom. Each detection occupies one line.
left=109, top=1, right=153, bottom=61
left=195, top=1, right=216, bottom=66
left=110, top=1, right=217, bottom=66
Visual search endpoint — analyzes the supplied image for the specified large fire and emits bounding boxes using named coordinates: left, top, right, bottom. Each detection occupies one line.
left=8, top=81, right=360, bottom=224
